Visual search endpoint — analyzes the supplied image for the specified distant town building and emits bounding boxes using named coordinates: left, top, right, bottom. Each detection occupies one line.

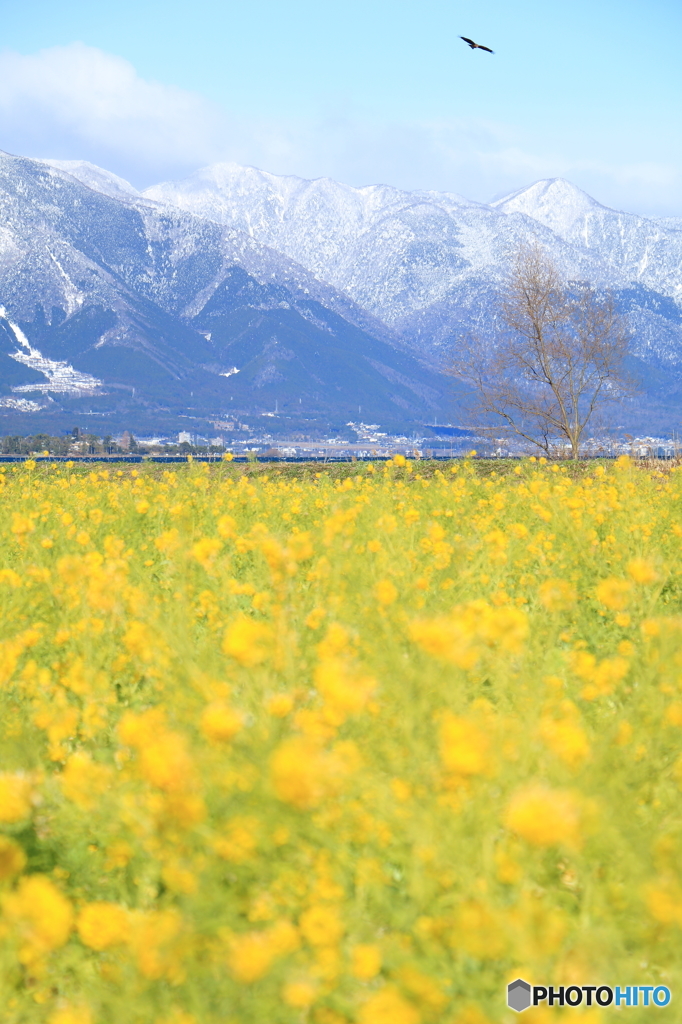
left=178, top=431, right=192, bottom=444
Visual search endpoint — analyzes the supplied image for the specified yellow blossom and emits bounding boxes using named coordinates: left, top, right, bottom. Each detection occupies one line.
left=3, top=875, right=73, bottom=963
left=439, top=714, right=490, bottom=775
left=47, top=1007, right=92, bottom=1024
left=314, top=657, right=376, bottom=721
left=305, top=607, right=327, bottom=629
left=504, top=784, right=582, bottom=848
left=213, top=817, right=260, bottom=863
left=299, top=904, right=344, bottom=946
left=616, top=721, right=633, bottom=745
left=129, top=908, right=183, bottom=980
left=397, top=966, right=448, bottom=1012
left=61, top=753, right=112, bottom=810
left=374, top=579, right=398, bottom=606
left=200, top=702, right=243, bottom=742
left=410, top=601, right=528, bottom=669
left=270, top=737, right=359, bottom=809
left=161, top=863, right=198, bottom=894
left=282, top=980, right=318, bottom=1007
left=137, top=731, right=196, bottom=792
left=222, top=616, right=271, bottom=666
left=351, top=943, right=382, bottom=979
left=644, top=878, right=682, bottom=925
left=191, top=537, right=222, bottom=568
left=317, top=622, right=351, bottom=657
left=11, top=513, right=35, bottom=537
left=155, top=528, right=181, bottom=554
left=118, top=707, right=167, bottom=748
left=104, top=840, right=133, bottom=870
left=0, top=772, right=33, bottom=822
left=77, top=901, right=129, bottom=950
left=216, top=514, right=237, bottom=537
left=227, top=919, right=299, bottom=982
left=358, top=987, right=421, bottom=1024
left=538, top=715, right=590, bottom=767
left=0, top=836, right=26, bottom=879
left=627, top=557, right=658, bottom=584
left=595, top=577, right=633, bottom=610
left=266, top=693, right=294, bottom=717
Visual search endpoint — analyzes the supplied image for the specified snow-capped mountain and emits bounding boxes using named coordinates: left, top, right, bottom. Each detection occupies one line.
left=492, top=178, right=682, bottom=302
left=0, top=150, right=449, bottom=431
left=142, top=165, right=682, bottom=381
left=38, top=160, right=141, bottom=201
left=1, top=148, right=682, bottom=433
left=144, top=166, right=681, bottom=312
left=143, top=163, right=549, bottom=327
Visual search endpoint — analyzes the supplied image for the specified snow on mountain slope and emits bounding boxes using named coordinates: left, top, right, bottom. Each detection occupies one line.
left=657, top=218, right=682, bottom=233
left=491, top=178, right=606, bottom=236
left=143, top=168, right=680, bottom=317
left=2, top=149, right=682, bottom=429
left=143, top=164, right=605, bottom=326
left=0, top=151, right=387, bottom=341
left=38, top=159, right=141, bottom=200
left=493, top=178, right=682, bottom=302
left=0, top=151, right=450, bottom=428
left=0, top=306, right=103, bottom=395
left=142, top=164, right=682, bottom=372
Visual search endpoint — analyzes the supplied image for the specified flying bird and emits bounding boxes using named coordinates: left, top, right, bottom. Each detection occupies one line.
left=460, top=36, right=494, bottom=53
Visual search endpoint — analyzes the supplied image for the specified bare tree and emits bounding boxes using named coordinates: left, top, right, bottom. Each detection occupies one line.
left=450, top=243, right=634, bottom=458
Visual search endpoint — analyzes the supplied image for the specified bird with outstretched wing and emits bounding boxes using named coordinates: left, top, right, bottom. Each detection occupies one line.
left=460, top=36, right=494, bottom=53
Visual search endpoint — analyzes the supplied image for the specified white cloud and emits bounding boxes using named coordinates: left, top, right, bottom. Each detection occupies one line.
left=231, top=115, right=682, bottom=217
left=0, top=43, right=679, bottom=217
left=0, top=43, right=228, bottom=176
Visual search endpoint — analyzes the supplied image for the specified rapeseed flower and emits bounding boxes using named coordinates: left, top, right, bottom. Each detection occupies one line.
left=61, top=753, right=112, bottom=810
left=504, top=784, right=583, bottom=849
left=439, top=714, right=490, bottom=775
left=200, top=702, right=243, bottom=742
left=47, top=1008, right=92, bottom=1024
left=358, top=987, right=420, bottom=1024
left=374, top=579, right=398, bottom=606
left=270, top=737, right=358, bottom=809
left=0, top=836, right=26, bottom=879
left=299, top=904, right=344, bottom=946
left=595, top=577, right=632, bottom=610
left=627, top=557, right=659, bottom=584
left=3, top=875, right=73, bottom=963
left=351, top=943, right=382, bottom=979
left=76, top=901, right=129, bottom=950
left=223, top=616, right=271, bottom=666
left=539, top=714, right=590, bottom=767
left=0, top=772, right=32, bottom=822
left=0, top=458, right=680, bottom=1021
left=282, top=979, right=318, bottom=1007
left=266, top=692, right=295, bottom=717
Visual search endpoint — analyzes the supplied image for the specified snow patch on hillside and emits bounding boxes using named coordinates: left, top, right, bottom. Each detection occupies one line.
left=0, top=307, right=104, bottom=394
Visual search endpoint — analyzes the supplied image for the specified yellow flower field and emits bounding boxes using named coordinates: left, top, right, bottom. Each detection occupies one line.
left=0, top=455, right=681, bottom=1023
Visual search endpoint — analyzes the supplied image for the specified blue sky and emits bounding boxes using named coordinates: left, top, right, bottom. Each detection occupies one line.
left=0, top=0, right=680, bottom=214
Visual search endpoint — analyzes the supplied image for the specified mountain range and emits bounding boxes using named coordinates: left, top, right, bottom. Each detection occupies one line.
left=0, top=150, right=681, bottom=436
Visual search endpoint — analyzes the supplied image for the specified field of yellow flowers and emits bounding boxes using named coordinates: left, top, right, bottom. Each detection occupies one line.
left=0, top=454, right=681, bottom=1024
